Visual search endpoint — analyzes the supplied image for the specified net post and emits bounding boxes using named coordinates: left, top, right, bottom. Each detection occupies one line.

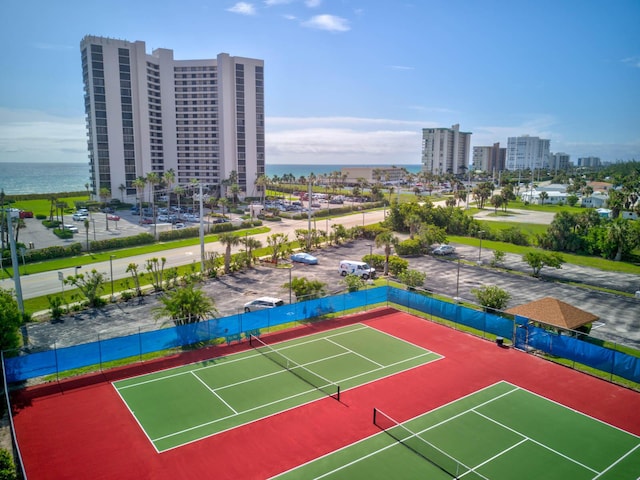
left=248, top=334, right=254, bottom=347
left=336, top=386, right=340, bottom=402
left=373, top=407, right=377, bottom=426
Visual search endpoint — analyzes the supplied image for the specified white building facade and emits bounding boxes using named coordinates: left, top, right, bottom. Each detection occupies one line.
left=421, top=124, right=471, bottom=175
left=80, top=36, right=265, bottom=202
left=506, top=135, right=550, bottom=171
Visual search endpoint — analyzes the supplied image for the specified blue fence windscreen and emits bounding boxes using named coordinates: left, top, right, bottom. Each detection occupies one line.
left=4, top=286, right=639, bottom=385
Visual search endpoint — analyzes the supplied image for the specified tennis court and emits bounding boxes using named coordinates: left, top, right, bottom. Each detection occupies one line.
left=274, top=381, right=640, bottom=479
left=113, top=323, right=441, bottom=452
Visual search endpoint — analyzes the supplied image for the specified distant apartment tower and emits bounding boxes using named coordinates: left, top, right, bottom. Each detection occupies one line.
left=472, top=143, right=506, bottom=173
left=577, top=156, right=601, bottom=168
left=549, top=152, right=571, bottom=173
left=80, top=35, right=265, bottom=202
left=505, top=135, right=550, bottom=171
left=421, top=124, right=471, bottom=175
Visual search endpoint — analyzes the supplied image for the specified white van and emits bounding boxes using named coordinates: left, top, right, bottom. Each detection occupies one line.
left=338, top=261, right=376, bottom=279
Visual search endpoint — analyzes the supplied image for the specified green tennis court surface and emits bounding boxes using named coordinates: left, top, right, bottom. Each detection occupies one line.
left=113, top=324, right=441, bottom=452
left=274, top=381, right=640, bottom=479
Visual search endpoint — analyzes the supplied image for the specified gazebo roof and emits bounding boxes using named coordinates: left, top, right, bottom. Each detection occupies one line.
left=505, top=297, right=598, bottom=330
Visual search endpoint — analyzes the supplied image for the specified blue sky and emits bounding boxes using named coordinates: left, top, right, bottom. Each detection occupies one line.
left=0, top=0, right=638, bottom=166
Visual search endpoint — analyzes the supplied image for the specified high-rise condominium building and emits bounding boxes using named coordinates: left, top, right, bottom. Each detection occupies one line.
left=80, top=35, right=265, bottom=202
left=421, top=124, right=471, bottom=175
left=505, top=135, right=550, bottom=171
left=577, top=156, right=601, bottom=168
left=472, top=143, right=506, bottom=174
left=549, top=152, right=571, bottom=173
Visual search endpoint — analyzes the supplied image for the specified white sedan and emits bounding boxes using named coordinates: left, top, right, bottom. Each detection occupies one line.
left=433, top=245, right=456, bottom=256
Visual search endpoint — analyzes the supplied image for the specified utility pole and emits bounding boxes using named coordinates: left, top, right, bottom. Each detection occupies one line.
left=6, top=210, right=24, bottom=313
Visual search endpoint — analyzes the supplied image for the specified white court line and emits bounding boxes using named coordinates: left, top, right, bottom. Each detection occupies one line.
left=324, top=337, right=385, bottom=368
left=190, top=371, right=238, bottom=415
left=592, top=443, right=640, bottom=479
left=472, top=409, right=599, bottom=474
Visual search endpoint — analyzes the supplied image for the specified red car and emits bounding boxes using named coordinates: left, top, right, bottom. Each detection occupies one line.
left=107, top=214, right=121, bottom=221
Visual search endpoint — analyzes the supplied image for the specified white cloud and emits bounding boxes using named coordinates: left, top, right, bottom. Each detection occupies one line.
left=227, top=2, right=256, bottom=15
left=266, top=116, right=429, bottom=164
left=302, top=14, right=350, bottom=32
left=264, top=0, right=293, bottom=5
left=622, top=56, right=640, bottom=68
left=0, top=108, right=86, bottom=163
left=32, top=43, right=75, bottom=51
left=305, top=0, right=322, bottom=7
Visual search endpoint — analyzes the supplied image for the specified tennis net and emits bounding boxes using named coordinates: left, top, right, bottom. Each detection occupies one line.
left=373, top=408, right=466, bottom=479
left=249, top=335, right=340, bottom=401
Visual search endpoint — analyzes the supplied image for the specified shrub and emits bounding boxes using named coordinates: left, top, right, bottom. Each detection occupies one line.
left=24, top=243, right=82, bottom=263
left=388, top=256, right=409, bottom=276
left=395, top=238, right=424, bottom=256
left=0, top=448, right=17, bottom=480
left=498, top=227, right=530, bottom=246
left=397, top=269, right=426, bottom=289
left=90, top=233, right=155, bottom=252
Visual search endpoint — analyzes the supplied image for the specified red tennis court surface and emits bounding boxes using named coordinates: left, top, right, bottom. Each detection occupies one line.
left=11, top=308, right=640, bottom=480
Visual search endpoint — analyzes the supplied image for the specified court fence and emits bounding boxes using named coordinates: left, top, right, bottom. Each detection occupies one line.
left=3, top=286, right=639, bottom=387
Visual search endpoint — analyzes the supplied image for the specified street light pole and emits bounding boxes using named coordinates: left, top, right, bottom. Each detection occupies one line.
left=455, top=257, right=461, bottom=301
left=366, top=243, right=373, bottom=262
left=109, top=255, right=115, bottom=302
left=288, top=266, right=292, bottom=304
left=478, top=230, right=485, bottom=264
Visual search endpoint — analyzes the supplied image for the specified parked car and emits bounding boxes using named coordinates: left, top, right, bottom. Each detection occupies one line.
left=243, top=297, right=285, bottom=313
left=63, top=224, right=78, bottom=233
left=19, top=211, right=34, bottom=219
left=174, top=223, right=186, bottom=229
left=291, top=252, right=318, bottom=265
left=433, top=245, right=456, bottom=256
left=338, top=260, right=376, bottom=279
left=107, top=214, right=121, bottom=221
left=72, top=213, right=88, bottom=221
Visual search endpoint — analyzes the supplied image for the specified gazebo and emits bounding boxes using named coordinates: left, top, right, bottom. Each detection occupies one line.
left=506, top=296, right=599, bottom=331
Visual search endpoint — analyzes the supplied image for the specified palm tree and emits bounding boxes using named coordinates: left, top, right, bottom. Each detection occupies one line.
left=174, top=184, right=185, bottom=215
left=218, top=232, right=240, bottom=274
left=146, top=172, right=161, bottom=223
left=162, top=169, right=176, bottom=212
left=118, top=184, right=126, bottom=202
left=240, top=236, right=262, bottom=267
left=267, top=233, right=291, bottom=266
left=539, top=191, right=549, bottom=205
left=375, top=231, right=398, bottom=276
left=85, top=183, right=91, bottom=199
left=84, top=218, right=90, bottom=252
left=255, top=174, right=269, bottom=205
left=99, top=187, right=111, bottom=231
left=154, top=284, right=217, bottom=326
left=607, top=218, right=630, bottom=261
left=132, top=176, right=146, bottom=223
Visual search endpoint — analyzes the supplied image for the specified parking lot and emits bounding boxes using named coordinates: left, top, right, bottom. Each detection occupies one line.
left=23, top=238, right=640, bottom=352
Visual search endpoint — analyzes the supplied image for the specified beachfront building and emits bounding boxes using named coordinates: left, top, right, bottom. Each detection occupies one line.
left=549, top=152, right=571, bottom=174
left=80, top=35, right=265, bottom=202
left=472, top=143, right=506, bottom=174
left=421, top=124, right=472, bottom=176
left=505, top=135, right=550, bottom=171
left=340, top=166, right=407, bottom=185
left=578, top=156, right=602, bottom=169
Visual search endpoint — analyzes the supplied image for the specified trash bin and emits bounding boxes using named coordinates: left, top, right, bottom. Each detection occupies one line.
left=496, top=337, right=504, bottom=347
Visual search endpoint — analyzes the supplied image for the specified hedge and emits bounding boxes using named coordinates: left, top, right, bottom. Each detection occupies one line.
left=89, top=233, right=155, bottom=252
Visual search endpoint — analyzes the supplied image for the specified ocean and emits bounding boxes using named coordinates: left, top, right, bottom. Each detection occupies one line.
left=0, top=162, right=90, bottom=195
left=0, top=162, right=423, bottom=195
